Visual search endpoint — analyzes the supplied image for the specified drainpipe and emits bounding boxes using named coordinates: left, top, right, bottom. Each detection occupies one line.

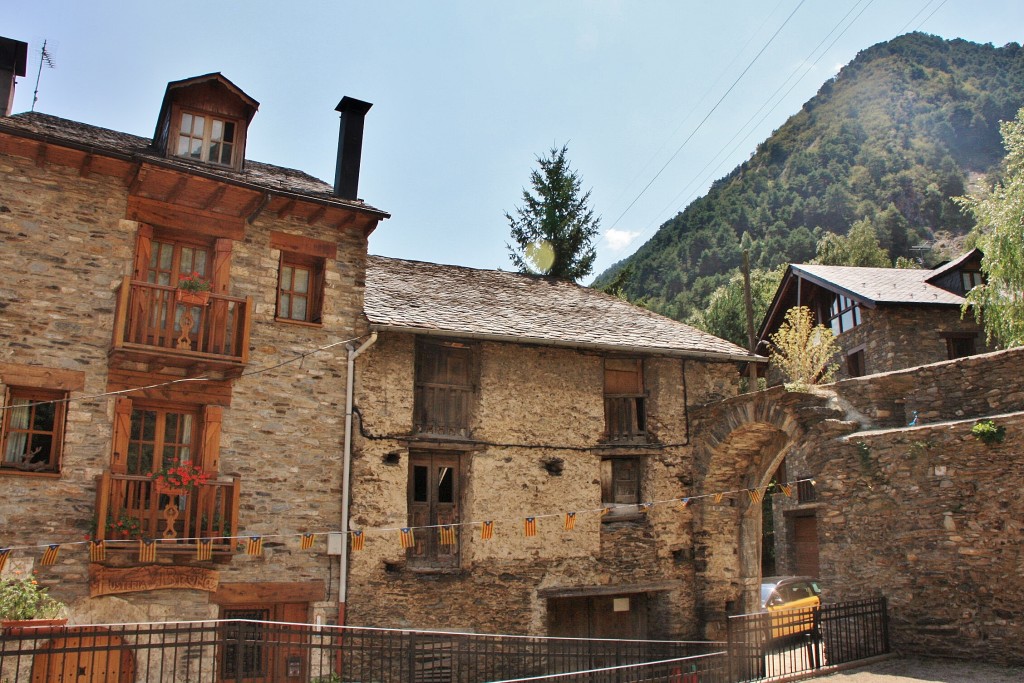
left=339, top=331, right=377, bottom=625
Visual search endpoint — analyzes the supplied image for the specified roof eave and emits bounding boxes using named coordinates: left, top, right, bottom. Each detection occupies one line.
left=368, top=322, right=765, bottom=364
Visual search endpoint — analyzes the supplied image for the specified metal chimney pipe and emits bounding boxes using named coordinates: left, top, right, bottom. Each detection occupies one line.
left=334, top=96, right=372, bottom=200
left=0, top=37, right=28, bottom=117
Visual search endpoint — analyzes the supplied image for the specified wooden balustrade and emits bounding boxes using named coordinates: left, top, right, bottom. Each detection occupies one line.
left=605, top=394, right=647, bottom=441
left=414, top=384, right=472, bottom=437
left=94, top=471, right=240, bottom=555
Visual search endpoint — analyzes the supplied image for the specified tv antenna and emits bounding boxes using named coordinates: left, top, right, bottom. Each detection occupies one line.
left=31, top=39, right=56, bottom=112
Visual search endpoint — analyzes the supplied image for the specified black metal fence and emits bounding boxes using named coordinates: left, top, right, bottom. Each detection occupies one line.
left=0, top=597, right=887, bottom=682
left=726, top=597, right=889, bottom=681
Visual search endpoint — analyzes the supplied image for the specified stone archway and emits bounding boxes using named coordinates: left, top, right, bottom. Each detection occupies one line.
left=689, top=388, right=835, bottom=638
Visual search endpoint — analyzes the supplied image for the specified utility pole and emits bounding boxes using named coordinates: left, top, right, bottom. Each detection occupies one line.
left=742, top=251, right=759, bottom=391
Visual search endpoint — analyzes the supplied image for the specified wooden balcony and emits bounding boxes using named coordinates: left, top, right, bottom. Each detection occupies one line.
left=109, top=276, right=252, bottom=378
left=604, top=395, right=647, bottom=442
left=94, top=471, right=241, bottom=558
left=414, top=384, right=472, bottom=438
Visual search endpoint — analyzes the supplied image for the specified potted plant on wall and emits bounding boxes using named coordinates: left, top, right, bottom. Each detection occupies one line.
left=0, top=573, right=68, bottom=635
left=175, top=271, right=212, bottom=306
left=150, top=459, right=210, bottom=496
left=106, top=512, right=143, bottom=540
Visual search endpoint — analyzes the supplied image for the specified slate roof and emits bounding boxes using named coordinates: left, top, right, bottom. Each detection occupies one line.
left=0, top=112, right=388, bottom=217
left=365, top=255, right=757, bottom=361
left=790, top=263, right=965, bottom=306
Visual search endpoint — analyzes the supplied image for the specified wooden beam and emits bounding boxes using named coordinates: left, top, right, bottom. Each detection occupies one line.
left=164, top=176, right=189, bottom=203
left=306, top=205, right=327, bottom=226
left=269, top=231, right=338, bottom=259
left=126, top=196, right=245, bottom=241
left=332, top=212, right=356, bottom=230
left=244, top=192, right=271, bottom=224
left=537, top=581, right=681, bottom=599
left=0, top=363, right=86, bottom=391
left=127, top=164, right=148, bottom=194
left=211, top=581, right=326, bottom=605
left=34, top=142, right=47, bottom=168
left=276, top=199, right=296, bottom=219
left=78, top=153, right=95, bottom=178
left=201, top=185, right=228, bottom=210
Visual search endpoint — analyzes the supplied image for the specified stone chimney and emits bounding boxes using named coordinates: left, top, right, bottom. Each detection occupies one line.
left=0, top=37, right=28, bottom=117
left=333, top=96, right=372, bottom=200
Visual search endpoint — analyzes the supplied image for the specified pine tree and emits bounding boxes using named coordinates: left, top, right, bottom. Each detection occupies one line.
left=506, top=145, right=600, bottom=282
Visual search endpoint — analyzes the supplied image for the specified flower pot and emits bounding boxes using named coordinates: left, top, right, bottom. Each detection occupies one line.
left=175, top=289, right=210, bottom=306
left=155, top=482, right=189, bottom=497
left=2, top=618, right=68, bottom=637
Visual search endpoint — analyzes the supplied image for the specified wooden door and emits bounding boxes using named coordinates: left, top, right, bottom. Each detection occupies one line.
left=793, top=515, right=820, bottom=577
left=32, top=633, right=134, bottom=683
left=548, top=593, right=648, bottom=639
left=220, top=602, right=308, bottom=683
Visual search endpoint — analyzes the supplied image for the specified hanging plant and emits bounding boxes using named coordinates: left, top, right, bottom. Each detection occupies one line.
left=971, top=420, right=1006, bottom=445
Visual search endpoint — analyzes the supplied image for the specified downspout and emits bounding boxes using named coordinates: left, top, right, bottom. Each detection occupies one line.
left=339, top=331, right=377, bottom=625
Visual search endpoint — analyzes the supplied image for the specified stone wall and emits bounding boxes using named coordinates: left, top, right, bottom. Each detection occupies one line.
left=348, top=333, right=740, bottom=638
left=0, top=148, right=367, bottom=624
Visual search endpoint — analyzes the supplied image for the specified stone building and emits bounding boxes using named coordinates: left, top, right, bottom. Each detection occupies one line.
left=758, top=250, right=991, bottom=381
left=0, top=41, right=388, bottom=664
left=348, top=256, right=755, bottom=640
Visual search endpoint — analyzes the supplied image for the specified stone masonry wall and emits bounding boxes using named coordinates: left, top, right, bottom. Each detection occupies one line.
left=348, top=333, right=740, bottom=637
left=0, top=149, right=367, bottom=625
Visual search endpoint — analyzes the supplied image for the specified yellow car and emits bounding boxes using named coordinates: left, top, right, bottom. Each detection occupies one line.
left=760, top=576, right=822, bottom=639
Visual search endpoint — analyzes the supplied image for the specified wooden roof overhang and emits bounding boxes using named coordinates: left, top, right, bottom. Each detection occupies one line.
left=0, top=126, right=385, bottom=237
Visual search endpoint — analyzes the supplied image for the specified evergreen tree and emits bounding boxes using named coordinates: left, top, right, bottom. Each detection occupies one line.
left=956, top=107, right=1024, bottom=347
left=506, top=145, right=600, bottom=281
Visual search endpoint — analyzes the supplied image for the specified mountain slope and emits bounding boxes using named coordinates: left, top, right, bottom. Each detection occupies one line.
left=594, top=33, right=1024, bottom=321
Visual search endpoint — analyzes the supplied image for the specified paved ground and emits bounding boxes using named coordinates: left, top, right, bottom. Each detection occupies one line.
left=818, top=656, right=1024, bottom=682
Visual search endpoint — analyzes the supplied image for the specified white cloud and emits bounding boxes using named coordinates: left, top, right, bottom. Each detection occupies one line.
left=605, top=228, right=641, bottom=252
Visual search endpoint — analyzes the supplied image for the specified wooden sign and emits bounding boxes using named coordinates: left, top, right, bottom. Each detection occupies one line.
left=90, top=565, right=219, bottom=597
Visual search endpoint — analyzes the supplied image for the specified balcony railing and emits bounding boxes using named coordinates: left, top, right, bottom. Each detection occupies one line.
left=110, top=277, right=252, bottom=377
left=605, top=394, right=647, bottom=442
left=414, top=383, right=472, bottom=438
left=94, top=471, right=240, bottom=555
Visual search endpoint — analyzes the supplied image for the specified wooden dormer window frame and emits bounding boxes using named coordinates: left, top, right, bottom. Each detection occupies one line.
left=174, top=109, right=239, bottom=168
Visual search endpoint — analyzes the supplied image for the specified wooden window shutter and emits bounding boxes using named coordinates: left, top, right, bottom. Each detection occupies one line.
left=110, top=396, right=133, bottom=474
left=200, top=405, right=223, bottom=474
left=212, top=238, right=233, bottom=295
left=131, top=224, right=154, bottom=281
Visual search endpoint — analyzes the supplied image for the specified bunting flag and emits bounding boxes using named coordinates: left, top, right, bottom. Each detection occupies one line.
left=300, top=533, right=315, bottom=550
left=41, top=544, right=60, bottom=566
left=640, top=503, right=653, bottom=514
left=439, top=525, right=457, bottom=546
left=563, top=512, right=577, bottom=531
left=89, top=540, right=106, bottom=563
left=138, top=539, right=157, bottom=563
left=748, top=489, right=763, bottom=504
left=0, top=548, right=10, bottom=573
left=677, top=498, right=690, bottom=511
left=350, top=530, right=365, bottom=551
left=780, top=484, right=793, bottom=498
left=196, top=539, right=213, bottom=561
left=524, top=517, right=537, bottom=537
left=399, top=528, right=416, bottom=549
left=480, top=521, right=494, bottom=541
left=246, top=536, right=263, bottom=556
left=713, top=493, right=724, bottom=504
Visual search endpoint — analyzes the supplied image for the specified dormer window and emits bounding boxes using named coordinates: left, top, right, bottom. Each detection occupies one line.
left=961, top=270, right=983, bottom=292
left=176, top=112, right=236, bottom=166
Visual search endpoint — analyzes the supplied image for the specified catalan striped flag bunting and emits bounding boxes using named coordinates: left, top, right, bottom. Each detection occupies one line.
left=138, top=539, right=157, bottom=563
left=563, top=512, right=577, bottom=531
left=351, top=530, right=365, bottom=551
left=780, top=484, right=793, bottom=497
left=196, top=539, right=213, bottom=561
left=677, top=497, right=690, bottom=511
left=713, top=493, right=724, bottom=504
left=300, top=533, right=315, bottom=550
left=480, top=521, right=494, bottom=540
left=41, top=544, right=60, bottom=566
left=89, top=540, right=106, bottom=563
left=399, top=528, right=416, bottom=549
left=0, top=548, right=10, bottom=573
left=246, top=536, right=263, bottom=556
left=524, top=517, right=537, bottom=537
left=439, top=525, right=457, bottom=546
left=748, top=488, right=763, bottom=504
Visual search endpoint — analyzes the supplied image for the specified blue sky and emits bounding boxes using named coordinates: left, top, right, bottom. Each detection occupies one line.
left=7, top=1, right=1023, bottom=282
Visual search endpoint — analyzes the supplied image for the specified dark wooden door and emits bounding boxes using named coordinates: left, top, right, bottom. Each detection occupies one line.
left=220, top=602, right=308, bottom=682
left=793, top=515, right=820, bottom=577
left=548, top=593, right=648, bottom=639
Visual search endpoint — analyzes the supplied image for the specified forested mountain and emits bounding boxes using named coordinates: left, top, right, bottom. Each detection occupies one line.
left=594, top=33, right=1024, bottom=321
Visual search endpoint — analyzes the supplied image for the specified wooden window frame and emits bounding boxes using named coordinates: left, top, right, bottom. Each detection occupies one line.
left=945, top=333, right=977, bottom=360
left=0, top=386, right=67, bottom=475
left=174, top=109, right=239, bottom=168
left=275, top=251, right=325, bottom=325
left=961, top=270, right=983, bottom=292
left=600, top=456, right=642, bottom=522
left=846, top=346, right=866, bottom=378
left=124, top=403, right=200, bottom=476
left=604, top=358, right=646, bottom=442
left=828, top=294, right=861, bottom=335
left=407, top=451, right=462, bottom=569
